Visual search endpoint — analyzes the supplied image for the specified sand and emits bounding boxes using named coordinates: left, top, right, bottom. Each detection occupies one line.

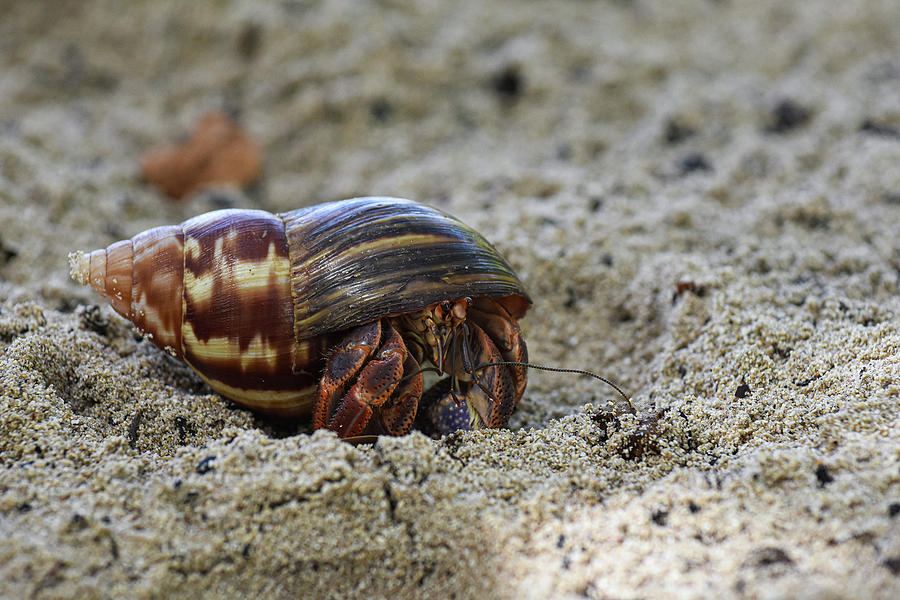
left=1, top=0, right=899, bottom=598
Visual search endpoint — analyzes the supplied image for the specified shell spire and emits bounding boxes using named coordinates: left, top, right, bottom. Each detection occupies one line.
left=69, top=228, right=185, bottom=356
left=68, top=242, right=134, bottom=320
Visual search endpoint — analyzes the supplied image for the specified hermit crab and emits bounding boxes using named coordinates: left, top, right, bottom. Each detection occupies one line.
left=69, top=197, right=531, bottom=438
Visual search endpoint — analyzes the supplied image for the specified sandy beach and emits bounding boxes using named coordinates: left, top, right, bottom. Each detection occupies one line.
left=1, top=1, right=899, bottom=598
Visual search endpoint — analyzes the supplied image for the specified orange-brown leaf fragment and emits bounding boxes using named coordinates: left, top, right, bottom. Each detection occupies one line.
left=140, top=111, right=262, bottom=200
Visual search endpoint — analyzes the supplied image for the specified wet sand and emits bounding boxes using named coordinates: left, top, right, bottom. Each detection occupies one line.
left=1, top=1, right=899, bottom=598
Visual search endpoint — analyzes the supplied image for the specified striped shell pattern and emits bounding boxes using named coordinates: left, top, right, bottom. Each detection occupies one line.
left=70, top=197, right=530, bottom=424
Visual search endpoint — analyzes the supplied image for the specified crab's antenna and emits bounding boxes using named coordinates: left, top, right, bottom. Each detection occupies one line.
left=474, top=361, right=632, bottom=409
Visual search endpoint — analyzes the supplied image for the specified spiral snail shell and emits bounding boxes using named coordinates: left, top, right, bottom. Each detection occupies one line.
left=70, top=197, right=531, bottom=438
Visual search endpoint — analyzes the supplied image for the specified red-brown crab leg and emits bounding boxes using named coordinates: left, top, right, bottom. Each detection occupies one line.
left=376, top=353, right=423, bottom=435
left=314, top=320, right=381, bottom=432
left=315, top=321, right=421, bottom=437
